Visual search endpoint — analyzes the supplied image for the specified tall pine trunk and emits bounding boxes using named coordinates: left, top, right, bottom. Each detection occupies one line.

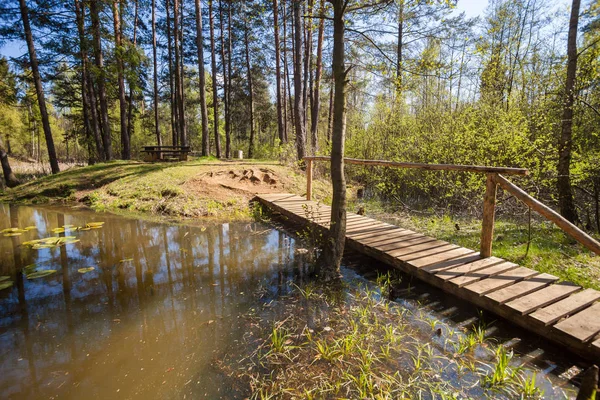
left=557, top=0, right=581, bottom=223
left=90, top=0, right=113, bottom=160
left=273, top=0, right=285, bottom=144
left=0, top=135, right=19, bottom=187
left=152, top=0, right=162, bottom=145
left=195, top=0, right=210, bottom=156
left=209, top=0, right=221, bottom=157
left=19, top=0, right=60, bottom=173
left=244, top=17, right=256, bottom=158
left=173, top=0, right=185, bottom=146
left=166, top=0, right=178, bottom=145
left=293, top=0, right=306, bottom=161
left=112, top=0, right=130, bottom=159
left=317, top=0, right=347, bottom=279
left=310, top=0, right=325, bottom=153
left=74, top=0, right=104, bottom=161
left=219, top=0, right=231, bottom=158
left=126, top=0, right=139, bottom=143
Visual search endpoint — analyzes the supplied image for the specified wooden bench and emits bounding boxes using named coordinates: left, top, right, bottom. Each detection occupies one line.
left=141, top=146, right=190, bottom=162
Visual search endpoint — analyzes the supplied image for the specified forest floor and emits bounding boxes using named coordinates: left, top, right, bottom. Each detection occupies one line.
left=2, top=157, right=598, bottom=289
left=0, top=157, right=331, bottom=221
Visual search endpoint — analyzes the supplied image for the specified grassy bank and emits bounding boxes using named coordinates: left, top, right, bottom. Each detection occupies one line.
left=0, top=158, right=330, bottom=221
left=347, top=198, right=600, bottom=291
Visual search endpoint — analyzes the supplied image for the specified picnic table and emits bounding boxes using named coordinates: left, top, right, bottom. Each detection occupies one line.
left=141, top=146, right=190, bottom=162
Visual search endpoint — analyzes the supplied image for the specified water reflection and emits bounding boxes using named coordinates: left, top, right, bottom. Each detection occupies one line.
left=0, top=204, right=301, bottom=399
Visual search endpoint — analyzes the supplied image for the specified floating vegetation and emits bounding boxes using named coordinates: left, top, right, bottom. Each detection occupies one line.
left=24, top=226, right=37, bottom=230
left=78, top=267, right=95, bottom=274
left=23, top=236, right=80, bottom=250
left=62, top=224, right=76, bottom=228
left=25, top=269, right=57, bottom=279
left=0, top=276, right=10, bottom=282
left=120, top=258, right=133, bottom=263
left=0, top=281, right=13, bottom=291
left=51, top=227, right=66, bottom=233
left=86, top=222, right=105, bottom=228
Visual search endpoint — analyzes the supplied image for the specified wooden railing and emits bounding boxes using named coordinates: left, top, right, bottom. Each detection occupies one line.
left=304, top=156, right=600, bottom=258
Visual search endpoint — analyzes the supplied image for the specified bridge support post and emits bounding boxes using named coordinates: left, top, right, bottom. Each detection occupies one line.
left=306, top=158, right=313, bottom=200
left=480, top=173, right=498, bottom=258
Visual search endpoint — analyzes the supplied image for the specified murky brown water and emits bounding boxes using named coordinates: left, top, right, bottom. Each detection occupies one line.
left=0, top=204, right=583, bottom=399
left=0, top=204, right=304, bottom=399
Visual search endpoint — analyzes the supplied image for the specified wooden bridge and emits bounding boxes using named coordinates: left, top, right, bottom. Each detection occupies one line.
left=255, top=157, right=600, bottom=363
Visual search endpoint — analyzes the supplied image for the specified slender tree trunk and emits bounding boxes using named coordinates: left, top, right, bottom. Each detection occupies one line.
left=219, top=0, right=231, bottom=158
left=74, top=0, right=103, bottom=161
left=244, top=18, right=256, bottom=158
left=557, top=0, right=581, bottom=223
left=126, top=0, right=139, bottom=144
left=283, top=0, right=294, bottom=135
left=303, top=0, right=313, bottom=135
left=195, top=0, right=210, bottom=156
left=173, top=0, right=184, bottom=146
left=178, top=0, right=188, bottom=146
left=209, top=0, right=221, bottom=157
left=0, top=136, right=19, bottom=187
left=19, top=0, right=60, bottom=173
left=90, top=0, right=113, bottom=160
left=166, top=0, right=178, bottom=145
left=311, top=0, right=325, bottom=153
left=152, top=0, right=162, bottom=146
left=317, top=0, right=346, bottom=279
left=273, top=0, right=285, bottom=145
left=396, top=0, right=403, bottom=99
left=112, top=0, right=130, bottom=159
left=327, top=76, right=333, bottom=144
left=227, top=1, right=234, bottom=155
left=293, top=0, right=306, bottom=161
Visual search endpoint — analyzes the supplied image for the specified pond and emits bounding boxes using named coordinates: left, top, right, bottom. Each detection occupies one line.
left=0, top=204, right=582, bottom=398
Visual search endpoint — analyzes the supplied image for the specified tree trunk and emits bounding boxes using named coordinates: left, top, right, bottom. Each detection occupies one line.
left=303, top=0, right=313, bottom=137
left=310, top=0, right=325, bottom=153
left=209, top=0, right=221, bottom=158
left=317, top=0, right=346, bottom=280
left=227, top=1, right=234, bottom=154
left=126, top=0, right=139, bottom=144
left=273, top=0, right=285, bottom=145
left=74, top=0, right=104, bottom=161
left=557, top=0, right=581, bottom=224
left=396, top=0, right=404, bottom=99
left=112, top=0, right=130, bottom=160
left=195, top=0, right=210, bottom=156
left=90, top=0, right=113, bottom=160
left=293, top=0, right=306, bottom=161
left=219, top=0, right=231, bottom=158
left=173, top=0, right=185, bottom=146
left=244, top=18, right=256, bottom=158
left=283, top=0, right=294, bottom=136
left=166, top=0, right=178, bottom=145
left=327, top=76, right=333, bottom=144
left=179, top=0, right=188, bottom=146
left=19, top=0, right=60, bottom=173
left=0, top=136, right=19, bottom=187
left=153, top=0, right=162, bottom=146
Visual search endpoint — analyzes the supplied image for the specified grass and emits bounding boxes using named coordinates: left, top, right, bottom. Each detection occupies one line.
left=0, top=158, right=331, bottom=222
left=350, top=198, right=600, bottom=290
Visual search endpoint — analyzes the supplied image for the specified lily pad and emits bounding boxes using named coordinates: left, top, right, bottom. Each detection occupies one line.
left=24, top=226, right=37, bottom=231
left=0, top=276, right=10, bottom=282
left=1, top=227, right=23, bottom=233
left=62, top=225, right=76, bottom=228
left=26, top=270, right=57, bottom=279
left=78, top=267, right=95, bottom=274
left=52, top=228, right=65, bottom=234
left=86, top=222, right=105, bottom=228
left=31, top=244, right=55, bottom=250
left=23, top=264, right=37, bottom=274
left=0, top=281, right=13, bottom=291
left=119, top=258, right=134, bottom=263
left=3, top=232, right=23, bottom=237
left=77, top=227, right=91, bottom=231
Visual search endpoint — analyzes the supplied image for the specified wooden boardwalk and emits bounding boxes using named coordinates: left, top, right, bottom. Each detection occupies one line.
left=256, top=193, right=600, bottom=362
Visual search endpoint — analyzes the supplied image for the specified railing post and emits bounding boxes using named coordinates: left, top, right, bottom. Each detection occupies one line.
left=306, top=158, right=313, bottom=201
left=480, top=173, right=498, bottom=258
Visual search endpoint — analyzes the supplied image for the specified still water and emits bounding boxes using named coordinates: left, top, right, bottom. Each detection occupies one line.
left=0, top=204, right=582, bottom=399
left=0, top=204, right=301, bottom=399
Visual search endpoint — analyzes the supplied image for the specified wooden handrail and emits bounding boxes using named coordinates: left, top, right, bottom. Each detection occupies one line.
left=304, top=156, right=600, bottom=258
left=494, top=174, right=600, bottom=256
left=304, top=156, right=529, bottom=175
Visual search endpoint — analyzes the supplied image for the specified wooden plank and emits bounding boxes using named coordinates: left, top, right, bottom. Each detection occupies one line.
left=353, top=230, right=417, bottom=245
left=506, top=282, right=580, bottom=315
left=306, top=159, right=313, bottom=200
left=347, top=227, right=406, bottom=241
left=530, top=289, right=600, bottom=326
left=463, top=266, right=537, bottom=296
left=303, top=156, right=529, bottom=175
left=388, top=241, right=455, bottom=259
left=553, top=302, right=600, bottom=342
left=448, top=262, right=517, bottom=288
left=422, top=253, right=482, bottom=274
left=434, top=257, right=503, bottom=281
left=486, top=273, right=558, bottom=304
left=375, top=236, right=438, bottom=252
left=409, top=247, right=477, bottom=269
